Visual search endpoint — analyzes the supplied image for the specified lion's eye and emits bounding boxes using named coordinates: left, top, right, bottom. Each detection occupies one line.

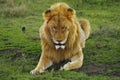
left=62, top=27, right=66, bottom=32
left=53, top=27, right=57, bottom=32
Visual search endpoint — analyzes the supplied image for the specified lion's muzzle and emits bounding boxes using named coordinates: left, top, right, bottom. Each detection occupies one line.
left=54, top=42, right=65, bottom=50
left=53, top=38, right=68, bottom=50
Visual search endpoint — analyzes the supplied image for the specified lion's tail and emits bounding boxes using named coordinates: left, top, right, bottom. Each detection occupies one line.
left=79, top=19, right=91, bottom=39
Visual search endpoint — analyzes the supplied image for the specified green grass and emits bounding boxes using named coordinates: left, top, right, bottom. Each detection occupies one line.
left=0, top=0, right=120, bottom=80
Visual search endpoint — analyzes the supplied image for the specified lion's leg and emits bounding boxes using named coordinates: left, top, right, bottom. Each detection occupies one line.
left=30, top=54, right=53, bottom=75
left=60, top=49, right=83, bottom=70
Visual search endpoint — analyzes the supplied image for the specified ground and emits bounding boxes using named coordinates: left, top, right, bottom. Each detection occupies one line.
left=0, top=0, right=120, bottom=80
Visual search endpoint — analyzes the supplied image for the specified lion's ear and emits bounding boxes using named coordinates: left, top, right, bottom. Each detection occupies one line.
left=43, top=9, right=51, bottom=20
left=67, top=8, right=75, bottom=19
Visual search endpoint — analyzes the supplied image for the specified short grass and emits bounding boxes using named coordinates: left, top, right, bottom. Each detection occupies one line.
left=0, top=0, right=120, bottom=80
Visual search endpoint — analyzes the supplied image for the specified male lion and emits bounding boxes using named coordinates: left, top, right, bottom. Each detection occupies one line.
left=30, top=2, right=91, bottom=74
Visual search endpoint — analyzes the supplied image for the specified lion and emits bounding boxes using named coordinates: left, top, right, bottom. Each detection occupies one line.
left=30, top=2, right=91, bottom=74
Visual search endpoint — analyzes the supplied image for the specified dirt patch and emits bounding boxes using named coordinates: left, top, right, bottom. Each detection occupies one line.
left=74, top=63, right=120, bottom=78
left=0, top=49, right=19, bottom=54
left=0, top=48, right=23, bottom=61
left=76, top=63, right=107, bottom=75
left=81, top=64, right=103, bottom=73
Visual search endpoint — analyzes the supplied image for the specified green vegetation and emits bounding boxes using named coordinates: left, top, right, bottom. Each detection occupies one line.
left=0, top=0, right=120, bottom=80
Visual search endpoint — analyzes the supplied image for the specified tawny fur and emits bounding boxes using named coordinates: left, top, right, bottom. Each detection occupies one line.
left=30, top=2, right=91, bottom=75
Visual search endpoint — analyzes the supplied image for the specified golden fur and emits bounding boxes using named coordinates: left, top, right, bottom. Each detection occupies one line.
left=30, top=3, right=91, bottom=74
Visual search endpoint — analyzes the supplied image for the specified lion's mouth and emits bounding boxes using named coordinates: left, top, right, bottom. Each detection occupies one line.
left=54, top=43, right=65, bottom=50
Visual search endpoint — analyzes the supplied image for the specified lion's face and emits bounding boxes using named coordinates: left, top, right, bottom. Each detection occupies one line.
left=47, top=15, right=71, bottom=49
left=43, top=3, right=76, bottom=50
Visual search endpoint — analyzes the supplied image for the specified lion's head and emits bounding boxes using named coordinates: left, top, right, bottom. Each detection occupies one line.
left=42, top=3, right=78, bottom=50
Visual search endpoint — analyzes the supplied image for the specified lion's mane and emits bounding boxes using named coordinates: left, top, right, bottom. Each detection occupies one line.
left=39, top=3, right=90, bottom=63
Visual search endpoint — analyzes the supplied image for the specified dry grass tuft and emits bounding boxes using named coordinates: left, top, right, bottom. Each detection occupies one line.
left=1, top=0, right=27, bottom=17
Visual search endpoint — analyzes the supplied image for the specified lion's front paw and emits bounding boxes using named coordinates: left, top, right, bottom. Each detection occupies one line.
left=60, top=62, right=71, bottom=70
left=30, top=69, right=44, bottom=75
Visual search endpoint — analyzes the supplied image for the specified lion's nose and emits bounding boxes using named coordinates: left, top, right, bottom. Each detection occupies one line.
left=57, top=40, right=62, bottom=42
